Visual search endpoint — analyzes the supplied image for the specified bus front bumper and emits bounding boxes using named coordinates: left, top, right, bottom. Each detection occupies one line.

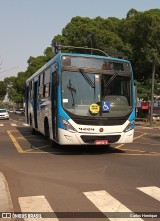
left=58, top=128, right=134, bottom=145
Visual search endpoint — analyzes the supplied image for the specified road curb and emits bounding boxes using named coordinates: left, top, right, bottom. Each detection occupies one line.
left=0, top=172, right=13, bottom=216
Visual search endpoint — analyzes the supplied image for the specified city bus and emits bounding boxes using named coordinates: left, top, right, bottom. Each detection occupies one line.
left=25, top=46, right=135, bottom=145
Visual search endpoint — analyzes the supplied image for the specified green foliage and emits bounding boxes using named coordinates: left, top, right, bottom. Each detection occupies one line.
left=134, top=80, right=150, bottom=100
left=135, top=78, right=160, bottom=100
left=126, top=8, right=139, bottom=18
left=120, top=9, right=160, bottom=82
left=56, top=16, right=123, bottom=54
left=0, top=81, right=7, bottom=101
left=4, top=76, right=23, bottom=103
left=43, top=47, right=53, bottom=61
left=2, top=8, right=160, bottom=103
left=0, top=100, right=6, bottom=108
left=27, top=56, right=46, bottom=77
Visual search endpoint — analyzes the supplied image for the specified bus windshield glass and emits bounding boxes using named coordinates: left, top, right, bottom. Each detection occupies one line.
left=61, top=70, right=132, bottom=118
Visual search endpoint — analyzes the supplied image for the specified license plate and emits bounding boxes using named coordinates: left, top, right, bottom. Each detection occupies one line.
left=95, top=140, right=108, bottom=145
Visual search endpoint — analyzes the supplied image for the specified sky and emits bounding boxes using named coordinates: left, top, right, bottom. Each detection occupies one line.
left=0, top=0, right=160, bottom=80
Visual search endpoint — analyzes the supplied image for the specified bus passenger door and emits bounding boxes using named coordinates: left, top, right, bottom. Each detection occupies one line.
left=51, top=70, right=58, bottom=141
left=33, top=81, right=38, bottom=128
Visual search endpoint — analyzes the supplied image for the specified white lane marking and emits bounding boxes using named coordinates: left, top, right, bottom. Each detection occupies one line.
left=84, top=190, right=143, bottom=221
left=11, top=123, right=17, bottom=126
left=0, top=123, right=29, bottom=127
left=23, top=124, right=29, bottom=127
left=0, top=172, right=13, bottom=214
left=18, top=195, right=59, bottom=221
left=137, top=186, right=160, bottom=201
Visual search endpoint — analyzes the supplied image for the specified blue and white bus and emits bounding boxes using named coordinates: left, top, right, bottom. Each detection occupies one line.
left=26, top=47, right=135, bottom=145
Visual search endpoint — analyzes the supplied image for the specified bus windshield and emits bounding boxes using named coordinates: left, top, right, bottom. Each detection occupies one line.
left=61, top=70, right=133, bottom=118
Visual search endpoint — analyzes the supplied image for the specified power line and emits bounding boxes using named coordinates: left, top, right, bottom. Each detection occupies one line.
left=0, top=66, right=19, bottom=74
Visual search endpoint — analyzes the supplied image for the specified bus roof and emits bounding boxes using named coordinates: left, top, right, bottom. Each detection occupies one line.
left=26, top=52, right=130, bottom=83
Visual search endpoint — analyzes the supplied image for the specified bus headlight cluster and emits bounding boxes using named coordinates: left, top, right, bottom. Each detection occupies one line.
left=123, top=120, right=135, bottom=132
left=60, top=117, right=77, bottom=133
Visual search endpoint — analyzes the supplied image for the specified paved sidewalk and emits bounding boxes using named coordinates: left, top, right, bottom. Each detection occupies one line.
left=0, top=172, right=13, bottom=219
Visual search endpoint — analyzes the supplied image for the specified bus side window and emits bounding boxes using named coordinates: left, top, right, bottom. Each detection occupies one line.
left=38, top=86, right=43, bottom=99
left=44, top=83, right=50, bottom=98
left=29, top=81, right=33, bottom=99
left=38, top=72, right=45, bottom=99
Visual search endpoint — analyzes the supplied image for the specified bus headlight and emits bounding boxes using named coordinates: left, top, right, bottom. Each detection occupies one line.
left=124, top=120, right=135, bottom=132
left=60, top=117, right=77, bottom=133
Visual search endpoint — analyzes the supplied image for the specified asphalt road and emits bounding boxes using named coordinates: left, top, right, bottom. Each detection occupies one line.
left=0, top=113, right=159, bottom=221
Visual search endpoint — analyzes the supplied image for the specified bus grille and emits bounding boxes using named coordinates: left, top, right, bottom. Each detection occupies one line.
left=76, top=118, right=126, bottom=126
left=81, top=135, right=121, bottom=144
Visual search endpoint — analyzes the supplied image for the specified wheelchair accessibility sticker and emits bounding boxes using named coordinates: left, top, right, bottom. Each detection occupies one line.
left=102, top=101, right=110, bottom=111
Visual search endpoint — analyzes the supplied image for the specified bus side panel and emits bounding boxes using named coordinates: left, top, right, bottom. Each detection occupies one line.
left=25, top=86, right=29, bottom=124
left=51, top=70, right=58, bottom=141
left=33, top=81, right=38, bottom=128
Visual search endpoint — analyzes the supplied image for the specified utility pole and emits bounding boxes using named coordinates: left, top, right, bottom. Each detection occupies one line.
left=150, top=62, right=155, bottom=126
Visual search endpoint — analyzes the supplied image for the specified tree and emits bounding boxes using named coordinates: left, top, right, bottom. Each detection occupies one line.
left=0, top=81, right=7, bottom=101
left=53, top=16, right=127, bottom=55
left=120, top=9, right=160, bottom=82
left=26, top=55, right=46, bottom=77
left=126, top=8, right=139, bottom=18
left=4, top=76, right=20, bottom=103
left=0, top=100, right=6, bottom=108
left=44, top=47, right=53, bottom=61
left=2, top=9, right=160, bottom=104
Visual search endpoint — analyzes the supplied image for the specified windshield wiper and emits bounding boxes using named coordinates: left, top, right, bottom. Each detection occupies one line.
left=104, top=71, right=118, bottom=88
left=79, top=68, right=95, bottom=88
